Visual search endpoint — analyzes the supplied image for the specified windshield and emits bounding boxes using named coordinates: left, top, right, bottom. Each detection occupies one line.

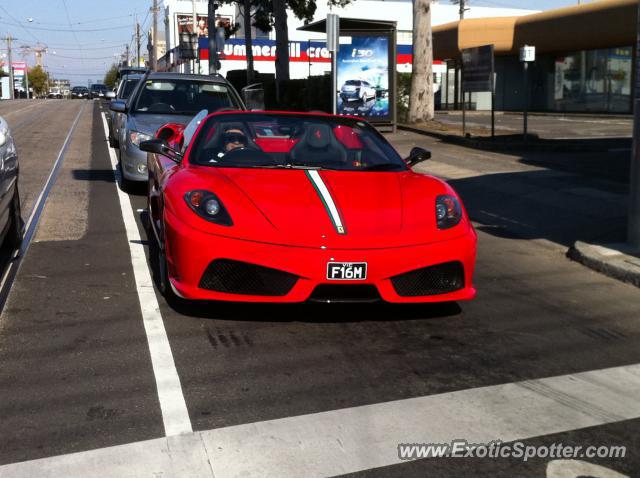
left=119, top=78, right=140, bottom=99
left=189, top=113, right=406, bottom=172
left=133, top=79, right=239, bottom=115
left=91, top=84, right=106, bottom=91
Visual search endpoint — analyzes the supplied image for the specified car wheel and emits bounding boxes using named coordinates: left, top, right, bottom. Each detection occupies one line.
left=3, top=185, right=23, bottom=251
left=156, top=232, right=180, bottom=304
left=118, top=150, right=134, bottom=193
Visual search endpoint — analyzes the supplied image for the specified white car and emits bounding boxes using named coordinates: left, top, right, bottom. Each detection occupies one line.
left=340, top=79, right=376, bottom=102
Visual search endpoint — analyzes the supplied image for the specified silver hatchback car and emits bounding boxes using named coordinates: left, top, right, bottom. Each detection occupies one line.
left=0, top=116, right=22, bottom=250
left=110, top=72, right=245, bottom=190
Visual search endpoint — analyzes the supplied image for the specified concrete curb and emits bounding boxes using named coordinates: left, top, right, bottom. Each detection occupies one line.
left=567, top=241, right=640, bottom=288
left=398, top=124, right=627, bottom=153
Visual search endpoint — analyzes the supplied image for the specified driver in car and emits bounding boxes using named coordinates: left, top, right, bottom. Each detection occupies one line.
left=222, top=128, right=247, bottom=152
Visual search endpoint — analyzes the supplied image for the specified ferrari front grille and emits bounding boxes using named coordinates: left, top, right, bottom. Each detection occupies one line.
left=199, top=259, right=298, bottom=296
left=391, top=261, right=465, bottom=297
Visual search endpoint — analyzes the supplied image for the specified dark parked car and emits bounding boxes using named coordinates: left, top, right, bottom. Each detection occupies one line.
left=71, top=86, right=89, bottom=99
left=89, top=84, right=108, bottom=100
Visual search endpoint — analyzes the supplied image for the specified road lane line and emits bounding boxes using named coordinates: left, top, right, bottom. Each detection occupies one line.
left=0, top=102, right=85, bottom=315
left=99, top=112, right=192, bottom=437
left=1, top=361, right=639, bottom=477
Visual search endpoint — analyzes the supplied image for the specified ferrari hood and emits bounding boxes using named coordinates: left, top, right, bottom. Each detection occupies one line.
left=183, top=167, right=455, bottom=249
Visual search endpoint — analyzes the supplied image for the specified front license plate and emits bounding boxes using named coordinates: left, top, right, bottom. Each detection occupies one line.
left=327, top=262, right=367, bottom=280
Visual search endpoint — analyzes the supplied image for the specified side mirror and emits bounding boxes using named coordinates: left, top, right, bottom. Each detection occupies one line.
left=106, top=91, right=116, bottom=99
left=405, top=147, right=431, bottom=167
left=139, top=138, right=183, bottom=163
left=242, top=83, right=265, bottom=110
left=110, top=99, right=126, bottom=113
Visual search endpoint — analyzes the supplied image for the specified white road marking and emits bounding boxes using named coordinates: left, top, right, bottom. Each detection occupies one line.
left=2, top=362, right=640, bottom=477
left=100, top=113, right=192, bottom=437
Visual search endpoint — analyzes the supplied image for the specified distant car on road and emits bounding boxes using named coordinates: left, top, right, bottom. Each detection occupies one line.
left=48, top=88, right=64, bottom=99
left=71, top=86, right=89, bottom=99
left=109, top=72, right=244, bottom=190
left=0, top=116, right=22, bottom=251
left=141, top=111, right=477, bottom=303
left=107, top=73, right=143, bottom=148
left=89, top=84, right=108, bottom=100
left=340, top=80, right=376, bottom=103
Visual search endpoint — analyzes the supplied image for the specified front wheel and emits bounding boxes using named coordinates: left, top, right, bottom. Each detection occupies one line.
left=155, top=232, right=181, bottom=304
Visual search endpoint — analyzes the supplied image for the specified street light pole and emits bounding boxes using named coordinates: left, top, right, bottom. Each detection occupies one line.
left=207, top=0, right=218, bottom=75
left=151, top=0, right=159, bottom=71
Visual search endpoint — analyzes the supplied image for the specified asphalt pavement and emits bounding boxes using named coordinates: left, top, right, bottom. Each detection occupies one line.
left=0, top=100, right=638, bottom=477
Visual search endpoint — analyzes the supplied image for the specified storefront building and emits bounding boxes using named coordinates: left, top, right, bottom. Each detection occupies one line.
left=433, top=0, right=637, bottom=113
left=159, top=0, right=535, bottom=80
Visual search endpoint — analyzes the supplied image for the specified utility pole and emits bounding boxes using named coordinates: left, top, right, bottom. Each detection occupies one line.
left=125, top=44, right=130, bottom=66
left=459, top=0, right=467, bottom=20
left=207, top=0, right=218, bottom=75
left=136, top=21, right=141, bottom=67
left=5, top=35, right=15, bottom=100
left=151, top=0, right=159, bottom=71
left=192, top=0, right=198, bottom=74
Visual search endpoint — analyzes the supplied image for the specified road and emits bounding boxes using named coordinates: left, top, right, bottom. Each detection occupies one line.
left=0, top=100, right=637, bottom=477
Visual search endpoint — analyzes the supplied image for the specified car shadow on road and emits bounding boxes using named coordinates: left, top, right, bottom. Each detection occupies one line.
left=165, top=298, right=463, bottom=323
left=448, top=168, right=627, bottom=247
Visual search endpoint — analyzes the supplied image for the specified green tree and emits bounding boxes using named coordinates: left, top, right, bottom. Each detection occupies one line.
left=220, top=0, right=350, bottom=99
left=27, top=65, right=49, bottom=97
left=104, top=64, right=118, bottom=89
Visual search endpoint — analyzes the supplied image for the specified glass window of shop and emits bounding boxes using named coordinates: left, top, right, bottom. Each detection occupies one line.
left=553, top=46, right=632, bottom=113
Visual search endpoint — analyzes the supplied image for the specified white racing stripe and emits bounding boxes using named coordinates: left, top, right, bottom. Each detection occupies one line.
left=2, top=361, right=640, bottom=477
left=306, top=170, right=346, bottom=234
left=99, top=112, right=192, bottom=437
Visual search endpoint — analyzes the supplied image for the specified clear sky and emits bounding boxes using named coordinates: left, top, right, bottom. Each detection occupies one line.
left=0, top=0, right=597, bottom=86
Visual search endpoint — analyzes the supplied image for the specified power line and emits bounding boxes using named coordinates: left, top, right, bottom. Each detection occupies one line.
left=61, top=0, right=85, bottom=68
left=0, top=20, right=133, bottom=33
left=0, top=5, right=41, bottom=43
left=18, top=13, right=135, bottom=27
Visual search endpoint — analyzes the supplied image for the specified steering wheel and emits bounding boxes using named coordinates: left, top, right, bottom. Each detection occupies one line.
left=147, top=103, right=175, bottom=113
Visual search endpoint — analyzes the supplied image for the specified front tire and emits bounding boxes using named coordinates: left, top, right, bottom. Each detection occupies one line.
left=155, top=231, right=180, bottom=304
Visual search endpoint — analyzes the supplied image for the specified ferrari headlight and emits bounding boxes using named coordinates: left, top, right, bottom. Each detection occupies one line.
left=436, top=195, right=462, bottom=229
left=130, top=131, right=153, bottom=147
left=185, top=190, right=232, bottom=226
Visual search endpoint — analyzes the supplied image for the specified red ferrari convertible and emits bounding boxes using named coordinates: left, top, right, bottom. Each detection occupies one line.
left=141, top=111, right=476, bottom=303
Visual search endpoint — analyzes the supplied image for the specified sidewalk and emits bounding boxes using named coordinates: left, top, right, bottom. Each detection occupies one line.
left=400, top=111, right=632, bottom=152
left=568, top=242, right=640, bottom=288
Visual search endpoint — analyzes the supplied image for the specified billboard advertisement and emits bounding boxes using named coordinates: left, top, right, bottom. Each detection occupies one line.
left=336, top=34, right=391, bottom=120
